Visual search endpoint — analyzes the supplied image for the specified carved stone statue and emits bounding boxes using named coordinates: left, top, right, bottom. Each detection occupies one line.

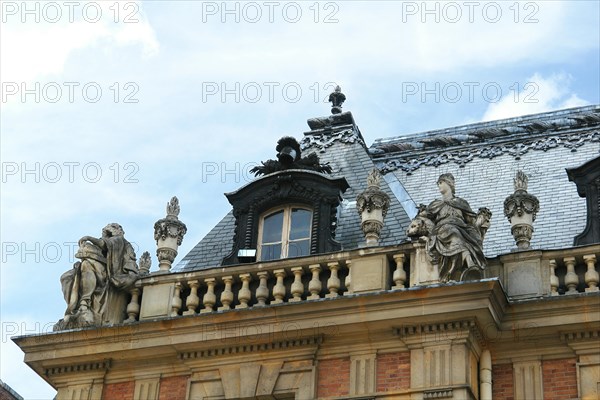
left=407, top=174, right=491, bottom=282
left=54, top=223, right=139, bottom=330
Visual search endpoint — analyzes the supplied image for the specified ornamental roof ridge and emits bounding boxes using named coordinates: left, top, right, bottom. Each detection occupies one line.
left=370, top=104, right=600, bottom=157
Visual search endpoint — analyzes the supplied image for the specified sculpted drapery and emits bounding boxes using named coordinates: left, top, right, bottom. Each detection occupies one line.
left=408, top=173, right=489, bottom=282
left=54, top=223, right=139, bottom=330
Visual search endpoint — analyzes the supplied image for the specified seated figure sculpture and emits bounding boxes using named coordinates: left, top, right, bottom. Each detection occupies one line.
left=407, top=174, right=491, bottom=282
left=54, top=223, right=139, bottom=330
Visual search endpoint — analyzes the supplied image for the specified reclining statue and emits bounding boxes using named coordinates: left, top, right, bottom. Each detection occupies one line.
left=407, top=174, right=491, bottom=282
left=54, top=223, right=139, bottom=330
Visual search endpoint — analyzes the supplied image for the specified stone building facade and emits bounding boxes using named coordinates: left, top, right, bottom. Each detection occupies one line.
left=14, top=99, right=600, bottom=400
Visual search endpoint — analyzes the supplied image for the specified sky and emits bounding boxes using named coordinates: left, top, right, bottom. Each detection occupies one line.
left=0, top=0, right=598, bottom=398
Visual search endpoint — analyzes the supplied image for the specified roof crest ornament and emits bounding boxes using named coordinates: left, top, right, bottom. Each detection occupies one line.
left=329, top=85, right=346, bottom=114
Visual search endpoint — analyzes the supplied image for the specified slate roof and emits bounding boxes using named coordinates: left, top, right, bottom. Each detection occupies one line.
left=371, top=105, right=600, bottom=257
left=178, top=112, right=412, bottom=271
left=179, top=105, right=600, bottom=271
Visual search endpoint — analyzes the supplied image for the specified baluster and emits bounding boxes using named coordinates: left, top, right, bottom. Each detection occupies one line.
left=392, top=253, right=407, bottom=289
left=236, top=274, right=252, bottom=309
left=171, top=282, right=182, bottom=316
left=326, top=262, right=340, bottom=298
left=125, top=287, right=140, bottom=323
left=218, top=276, right=234, bottom=311
left=549, top=259, right=559, bottom=296
left=272, top=269, right=286, bottom=304
left=255, top=271, right=269, bottom=306
left=183, top=280, right=200, bottom=315
left=583, top=255, right=599, bottom=292
left=201, top=278, right=216, bottom=313
left=564, top=257, right=579, bottom=294
left=290, top=267, right=304, bottom=302
left=344, top=260, right=352, bottom=295
left=308, top=264, right=322, bottom=300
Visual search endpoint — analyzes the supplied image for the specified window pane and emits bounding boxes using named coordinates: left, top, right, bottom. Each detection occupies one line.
left=261, top=243, right=281, bottom=261
left=288, top=239, right=309, bottom=258
left=262, top=210, right=284, bottom=243
left=289, top=208, right=311, bottom=240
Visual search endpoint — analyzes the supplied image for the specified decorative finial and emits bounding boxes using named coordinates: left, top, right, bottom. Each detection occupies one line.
left=367, top=168, right=382, bottom=188
left=514, top=170, right=528, bottom=192
left=154, top=197, right=187, bottom=273
left=328, top=85, right=346, bottom=115
left=504, top=171, right=539, bottom=250
left=138, top=251, right=152, bottom=275
left=357, top=168, right=390, bottom=246
left=166, top=196, right=180, bottom=218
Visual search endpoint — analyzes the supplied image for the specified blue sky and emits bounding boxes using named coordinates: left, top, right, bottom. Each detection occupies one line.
left=1, top=1, right=599, bottom=398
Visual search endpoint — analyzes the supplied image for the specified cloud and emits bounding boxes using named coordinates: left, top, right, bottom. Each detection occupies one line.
left=482, top=73, right=590, bottom=121
left=0, top=1, right=159, bottom=84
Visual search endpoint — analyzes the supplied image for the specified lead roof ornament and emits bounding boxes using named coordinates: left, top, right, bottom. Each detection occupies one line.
left=329, top=85, right=346, bottom=114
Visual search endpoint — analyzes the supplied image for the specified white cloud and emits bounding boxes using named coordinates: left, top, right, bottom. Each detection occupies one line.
left=0, top=1, right=158, bottom=84
left=482, top=73, right=590, bottom=121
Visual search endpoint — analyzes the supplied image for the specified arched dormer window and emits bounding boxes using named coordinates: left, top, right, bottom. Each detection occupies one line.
left=222, top=170, right=348, bottom=265
left=222, top=136, right=348, bottom=266
left=258, top=206, right=312, bottom=261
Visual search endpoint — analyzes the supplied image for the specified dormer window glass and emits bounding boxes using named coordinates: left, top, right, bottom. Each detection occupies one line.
left=259, top=206, right=312, bottom=261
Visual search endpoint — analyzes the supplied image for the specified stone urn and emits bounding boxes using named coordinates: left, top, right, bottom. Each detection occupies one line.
left=504, top=171, right=539, bottom=250
left=356, top=169, right=390, bottom=246
left=154, top=197, right=187, bottom=273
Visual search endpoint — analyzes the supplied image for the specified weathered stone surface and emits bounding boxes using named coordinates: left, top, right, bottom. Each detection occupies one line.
left=406, top=173, right=490, bottom=282
left=54, top=223, right=139, bottom=330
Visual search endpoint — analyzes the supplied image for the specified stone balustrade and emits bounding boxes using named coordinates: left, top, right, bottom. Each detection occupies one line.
left=129, top=245, right=412, bottom=322
left=549, top=251, right=599, bottom=296
left=123, top=243, right=599, bottom=323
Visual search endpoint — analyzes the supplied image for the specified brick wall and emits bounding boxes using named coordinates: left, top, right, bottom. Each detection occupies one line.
left=317, top=358, right=350, bottom=398
left=492, top=363, right=514, bottom=400
left=103, top=381, right=134, bottom=400
left=158, top=376, right=189, bottom=400
left=393, top=142, right=598, bottom=257
left=542, top=358, right=578, bottom=400
left=376, top=352, right=410, bottom=392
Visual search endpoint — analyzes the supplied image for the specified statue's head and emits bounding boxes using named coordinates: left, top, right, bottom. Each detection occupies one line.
left=437, top=173, right=455, bottom=194
left=102, top=223, right=125, bottom=238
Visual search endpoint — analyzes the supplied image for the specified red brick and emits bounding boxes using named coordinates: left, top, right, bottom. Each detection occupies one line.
left=376, top=352, right=410, bottom=392
left=492, top=364, right=514, bottom=400
left=317, top=358, right=350, bottom=398
left=158, top=376, right=189, bottom=400
left=542, top=359, right=578, bottom=400
left=103, top=381, right=134, bottom=400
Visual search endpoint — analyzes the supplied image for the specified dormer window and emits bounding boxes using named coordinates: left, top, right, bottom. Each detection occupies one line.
left=258, top=206, right=312, bottom=261
left=222, top=136, right=349, bottom=266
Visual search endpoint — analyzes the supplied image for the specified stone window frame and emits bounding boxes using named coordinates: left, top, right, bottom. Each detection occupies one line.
left=222, top=170, right=349, bottom=265
left=257, top=204, right=313, bottom=261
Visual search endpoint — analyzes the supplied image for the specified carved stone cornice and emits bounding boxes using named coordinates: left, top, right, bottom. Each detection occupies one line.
left=560, top=329, right=600, bottom=342
left=178, top=336, right=322, bottom=360
left=377, top=129, right=599, bottom=174
left=393, top=319, right=485, bottom=349
left=560, top=329, right=600, bottom=355
left=424, top=389, right=453, bottom=399
left=45, top=359, right=111, bottom=376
